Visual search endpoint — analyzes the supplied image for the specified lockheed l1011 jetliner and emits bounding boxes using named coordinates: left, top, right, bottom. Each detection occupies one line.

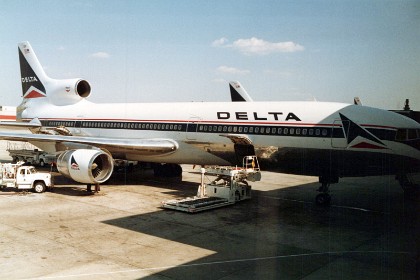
left=0, top=42, right=419, bottom=205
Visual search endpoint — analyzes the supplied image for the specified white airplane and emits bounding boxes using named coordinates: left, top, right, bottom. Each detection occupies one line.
left=1, top=41, right=419, bottom=205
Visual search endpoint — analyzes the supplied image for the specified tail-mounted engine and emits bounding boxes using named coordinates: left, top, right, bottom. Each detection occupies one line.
left=57, top=149, right=113, bottom=184
left=47, top=78, right=91, bottom=105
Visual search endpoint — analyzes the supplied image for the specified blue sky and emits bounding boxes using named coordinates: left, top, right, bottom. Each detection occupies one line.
left=0, top=0, right=419, bottom=109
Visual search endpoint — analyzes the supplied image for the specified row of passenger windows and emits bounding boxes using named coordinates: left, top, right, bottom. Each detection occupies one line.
left=198, top=124, right=329, bottom=136
left=44, top=120, right=332, bottom=137
left=81, top=122, right=185, bottom=131
left=47, top=121, right=74, bottom=127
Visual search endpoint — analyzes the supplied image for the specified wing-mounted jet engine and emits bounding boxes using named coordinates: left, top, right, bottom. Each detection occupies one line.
left=57, top=149, right=114, bottom=184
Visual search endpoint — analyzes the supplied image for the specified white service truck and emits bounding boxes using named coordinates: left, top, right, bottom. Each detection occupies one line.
left=0, top=162, right=53, bottom=193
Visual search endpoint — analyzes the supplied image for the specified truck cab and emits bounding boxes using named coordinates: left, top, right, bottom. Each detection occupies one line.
left=0, top=163, right=53, bottom=193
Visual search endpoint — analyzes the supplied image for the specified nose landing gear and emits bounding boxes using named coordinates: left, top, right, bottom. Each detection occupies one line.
left=315, top=175, right=338, bottom=206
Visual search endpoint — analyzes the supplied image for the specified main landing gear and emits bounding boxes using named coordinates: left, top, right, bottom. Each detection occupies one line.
left=315, top=176, right=338, bottom=206
left=153, top=163, right=183, bottom=178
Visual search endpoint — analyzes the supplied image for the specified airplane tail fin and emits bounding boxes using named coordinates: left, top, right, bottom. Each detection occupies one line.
left=18, top=42, right=49, bottom=99
left=17, top=42, right=91, bottom=105
left=229, top=81, right=254, bottom=102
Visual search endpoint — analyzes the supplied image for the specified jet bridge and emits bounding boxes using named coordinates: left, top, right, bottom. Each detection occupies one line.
left=162, top=156, right=261, bottom=213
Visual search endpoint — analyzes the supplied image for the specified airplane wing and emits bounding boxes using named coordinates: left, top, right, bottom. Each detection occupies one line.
left=0, top=132, right=178, bottom=156
left=0, top=118, right=42, bottom=131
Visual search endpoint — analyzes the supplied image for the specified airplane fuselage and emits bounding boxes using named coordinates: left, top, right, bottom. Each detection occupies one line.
left=19, top=98, right=420, bottom=178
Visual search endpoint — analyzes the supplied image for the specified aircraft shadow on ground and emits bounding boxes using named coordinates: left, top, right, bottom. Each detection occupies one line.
left=49, top=166, right=198, bottom=197
left=101, top=179, right=418, bottom=279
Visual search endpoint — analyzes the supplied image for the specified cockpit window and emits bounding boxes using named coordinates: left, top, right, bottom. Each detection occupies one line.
left=408, top=129, right=418, bottom=140
left=396, top=129, right=407, bottom=141
left=396, top=129, right=420, bottom=141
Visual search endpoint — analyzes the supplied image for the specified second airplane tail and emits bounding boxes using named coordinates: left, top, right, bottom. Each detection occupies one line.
left=229, top=81, right=254, bottom=102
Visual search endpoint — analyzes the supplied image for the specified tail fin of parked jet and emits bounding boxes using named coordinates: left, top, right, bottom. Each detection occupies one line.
left=229, top=81, right=253, bottom=102
left=18, top=42, right=48, bottom=99
left=18, top=41, right=91, bottom=105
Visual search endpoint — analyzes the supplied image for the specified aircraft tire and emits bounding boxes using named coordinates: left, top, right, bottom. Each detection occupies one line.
left=154, top=164, right=182, bottom=177
left=315, top=193, right=331, bottom=206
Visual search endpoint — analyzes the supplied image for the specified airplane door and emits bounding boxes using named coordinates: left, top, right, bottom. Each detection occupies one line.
left=74, top=115, right=84, bottom=135
left=331, top=120, right=348, bottom=148
left=186, top=117, right=201, bottom=140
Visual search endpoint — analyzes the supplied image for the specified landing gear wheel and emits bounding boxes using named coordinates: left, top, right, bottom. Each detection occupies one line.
left=33, top=182, right=46, bottom=193
left=315, top=193, right=331, bottom=206
left=153, top=164, right=182, bottom=177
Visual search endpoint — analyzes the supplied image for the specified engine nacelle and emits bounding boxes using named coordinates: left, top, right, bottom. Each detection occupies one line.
left=57, top=149, right=114, bottom=184
left=46, top=78, right=91, bottom=105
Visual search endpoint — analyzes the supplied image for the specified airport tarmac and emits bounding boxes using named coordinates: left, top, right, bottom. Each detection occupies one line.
left=0, top=162, right=419, bottom=279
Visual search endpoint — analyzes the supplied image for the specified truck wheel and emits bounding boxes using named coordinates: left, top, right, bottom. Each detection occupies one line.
left=33, top=182, right=46, bottom=193
left=39, top=160, right=45, bottom=167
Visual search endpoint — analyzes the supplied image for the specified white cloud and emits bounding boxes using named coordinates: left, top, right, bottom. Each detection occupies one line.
left=213, top=37, right=304, bottom=55
left=212, top=37, right=228, bottom=47
left=217, top=65, right=250, bottom=75
left=90, top=52, right=110, bottom=59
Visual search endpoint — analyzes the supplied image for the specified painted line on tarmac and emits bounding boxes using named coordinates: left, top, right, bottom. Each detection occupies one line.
left=259, top=195, right=386, bottom=214
left=26, top=250, right=412, bottom=279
